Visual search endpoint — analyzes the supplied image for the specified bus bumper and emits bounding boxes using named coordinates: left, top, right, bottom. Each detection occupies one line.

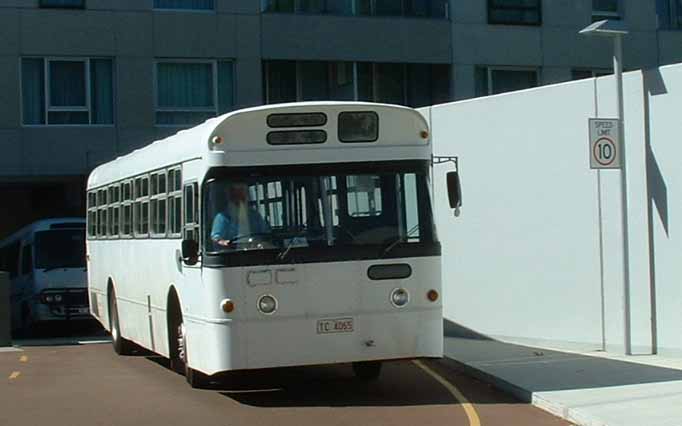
left=32, top=302, right=91, bottom=322
left=189, top=307, right=443, bottom=375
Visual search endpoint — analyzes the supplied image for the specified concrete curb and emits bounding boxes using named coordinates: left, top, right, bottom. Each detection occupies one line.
left=441, top=355, right=598, bottom=426
left=439, top=355, right=532, bottom=402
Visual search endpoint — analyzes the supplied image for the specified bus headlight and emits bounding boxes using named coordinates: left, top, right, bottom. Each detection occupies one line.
left=54, top=294, right=63, bottom=303
left=390, top=288, right=409, bottom=308
left=257, top=295, right=277, bottom=315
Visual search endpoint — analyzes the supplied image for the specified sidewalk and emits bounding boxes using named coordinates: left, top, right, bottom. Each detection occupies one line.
left=442, top=335, right=682, bottom=426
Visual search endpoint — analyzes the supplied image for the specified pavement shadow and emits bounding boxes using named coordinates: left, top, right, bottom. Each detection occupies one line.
left=443, top=334, right=682, bottom=401
left=145, top=355, right=474, bottom=407
left=12, top=319, right=111, bottom=347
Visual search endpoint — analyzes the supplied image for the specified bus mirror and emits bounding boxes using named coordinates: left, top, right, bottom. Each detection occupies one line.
left=181, top=239, right=199, bottom=265
left=446, top=171, right=462, bottom=210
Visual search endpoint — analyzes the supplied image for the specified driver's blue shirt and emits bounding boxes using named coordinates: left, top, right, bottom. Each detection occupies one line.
left=210, top=209, right=271, bottom=243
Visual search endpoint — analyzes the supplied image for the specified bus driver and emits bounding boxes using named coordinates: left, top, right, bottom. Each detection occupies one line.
left=210, top=182, right=271, bottom=248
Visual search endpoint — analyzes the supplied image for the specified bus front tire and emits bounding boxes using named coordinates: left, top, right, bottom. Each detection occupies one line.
left=171, top=314, right=210, bottom=389
left=109, top=292, right=134, bottom=355
left=352, top=361, right=382, bottom=381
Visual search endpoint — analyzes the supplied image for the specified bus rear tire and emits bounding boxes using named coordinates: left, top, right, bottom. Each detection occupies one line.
left=109, top=291, right=134, bottom=355
left=352, top=361, right=382, bottom=381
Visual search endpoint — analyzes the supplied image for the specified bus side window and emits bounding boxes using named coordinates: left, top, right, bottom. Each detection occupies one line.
left=183, top=183, right=199, bottom=243
left=168, top=168, right=183, bottom=237
left=151, top=171, right=167, bottom=237
left=122, top=181, right=133, bottom=237
left=21, top=244, right=33, bottom=276
left=87, top=191, right=97, bottom=238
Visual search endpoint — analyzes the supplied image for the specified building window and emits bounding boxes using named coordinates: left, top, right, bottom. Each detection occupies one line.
left=262, top=0, right=448, bottom=18
left=571, top=69, right=612, bottom=80
left=488, top=0, right=541, bottom=26
left=593, top=0, right=621, bottom=21
left=155, top=61, right=234, bottom=126
left=475, top=66, right=539, bottom=96
left=40, top=0, right=85, bottom=8
left=659, top=0, right=682, bottom=28
left=21, top=58, right=114, bottom=126
left=154, top=0, right=214, bottom=10
left=264, top=60, right=450, bottom=108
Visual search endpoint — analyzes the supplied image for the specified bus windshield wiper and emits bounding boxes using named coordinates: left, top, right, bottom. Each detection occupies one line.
left=382, top=225, right=420, bottom=257
left=277, top=235, right=301, bottom=262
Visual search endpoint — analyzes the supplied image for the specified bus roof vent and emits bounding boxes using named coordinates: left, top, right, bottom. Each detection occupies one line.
left=267, top=113, right=327, bottom=128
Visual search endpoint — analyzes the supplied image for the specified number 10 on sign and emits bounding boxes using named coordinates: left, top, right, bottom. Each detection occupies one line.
left=589, top=118, right=622, bottom=169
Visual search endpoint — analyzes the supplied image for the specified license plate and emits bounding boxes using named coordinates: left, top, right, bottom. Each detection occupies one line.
left=316, top=317, right=354, bottom=334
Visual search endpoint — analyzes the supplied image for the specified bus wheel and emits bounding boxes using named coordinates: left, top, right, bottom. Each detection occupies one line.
left=109, top=291, right=134, bottom=355
left=175, top=319, right=210, bottom=389
left=352, top=361, right=382, bottom=381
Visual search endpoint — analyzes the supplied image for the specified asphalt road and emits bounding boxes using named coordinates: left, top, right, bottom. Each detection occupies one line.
left=1, top=337, right=572, bottom=426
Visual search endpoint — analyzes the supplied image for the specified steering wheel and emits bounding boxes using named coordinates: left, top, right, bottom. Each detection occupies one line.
left=227, top=232, right=272, bottom=245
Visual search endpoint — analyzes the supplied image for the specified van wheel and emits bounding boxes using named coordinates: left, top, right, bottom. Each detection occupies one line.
left=109, top=291, right=134, bottom=355
left=171, top=313, right=210, bottom=389
left=353, top=361, right=382, bottom=381
left=18, top=304, right=33, bottom=338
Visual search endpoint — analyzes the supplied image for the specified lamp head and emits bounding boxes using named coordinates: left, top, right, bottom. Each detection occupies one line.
left=579, top=19, right=629, bottom=37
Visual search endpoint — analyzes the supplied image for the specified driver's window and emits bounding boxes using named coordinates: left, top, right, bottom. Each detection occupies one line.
left=183, top=183, right=199, bottom=243
left=249, top=181, right=284, bottom=229
left=346, top=175, right=382, bottom=217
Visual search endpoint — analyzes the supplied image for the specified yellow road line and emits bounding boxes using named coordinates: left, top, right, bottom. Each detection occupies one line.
left=8, top=371, right=21, bottom=380
left=19, top=355, right=28, bottom=363
left=413, top=360, right=481, bottom=426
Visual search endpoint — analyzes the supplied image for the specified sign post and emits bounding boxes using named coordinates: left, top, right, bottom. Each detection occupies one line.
left=0, top=272, right=10, bottom=346
left=589, top=118, right=621, bottom=169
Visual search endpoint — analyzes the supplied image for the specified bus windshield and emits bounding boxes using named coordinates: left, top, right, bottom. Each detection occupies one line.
left=204, top=163, right=436, bottom=255
left=35, top=230, right=86, bottom=270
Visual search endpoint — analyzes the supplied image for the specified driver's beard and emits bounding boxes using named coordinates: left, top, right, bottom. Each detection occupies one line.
left=234, top=202, right=251, bottom=236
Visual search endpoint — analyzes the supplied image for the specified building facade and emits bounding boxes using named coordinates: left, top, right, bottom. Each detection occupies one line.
left=1, top=0, right=681, bottom=237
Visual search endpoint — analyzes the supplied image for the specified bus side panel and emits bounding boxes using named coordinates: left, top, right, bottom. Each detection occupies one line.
left=185, top=267, right=249, bottom=373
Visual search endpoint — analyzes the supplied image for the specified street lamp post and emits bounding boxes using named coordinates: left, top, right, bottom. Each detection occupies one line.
left=579, top=20, right=631, bottom=355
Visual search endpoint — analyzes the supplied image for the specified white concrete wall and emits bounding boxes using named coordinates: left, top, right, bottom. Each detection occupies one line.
left=424, top=62, right=682, bottom=356
left=642, top=64, right=682, bottom=356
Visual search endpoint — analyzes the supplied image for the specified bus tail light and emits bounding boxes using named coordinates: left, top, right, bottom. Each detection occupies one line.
left=427, top=290, right=439, bottom=302
left=221, top=299, right=235, bottom=313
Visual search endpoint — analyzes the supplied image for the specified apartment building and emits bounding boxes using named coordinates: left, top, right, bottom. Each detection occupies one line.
left=0, top=0, right=680, bottom=236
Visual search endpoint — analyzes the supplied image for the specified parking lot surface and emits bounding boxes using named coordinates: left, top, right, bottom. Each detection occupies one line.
left=1, top=338, right=572, bottom=426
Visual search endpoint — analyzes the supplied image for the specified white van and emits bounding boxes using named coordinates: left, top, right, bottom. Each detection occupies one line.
left=0, top=218, right=89, bottom=334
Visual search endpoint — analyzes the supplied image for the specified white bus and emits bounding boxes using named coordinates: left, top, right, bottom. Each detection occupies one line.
left=0, top=218, right=89, bottom=335
left=86, top=102, right=461, bottom=388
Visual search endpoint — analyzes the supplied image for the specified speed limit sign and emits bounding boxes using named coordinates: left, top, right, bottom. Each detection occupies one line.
left=589, top=118, right=621, bottom=169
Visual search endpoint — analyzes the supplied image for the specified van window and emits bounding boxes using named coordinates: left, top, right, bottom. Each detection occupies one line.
left=5, top=242, right=20, bottom=278
left=35, top=230, right=86, bottom=270
left=21, top=244, right=33, bottom=275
